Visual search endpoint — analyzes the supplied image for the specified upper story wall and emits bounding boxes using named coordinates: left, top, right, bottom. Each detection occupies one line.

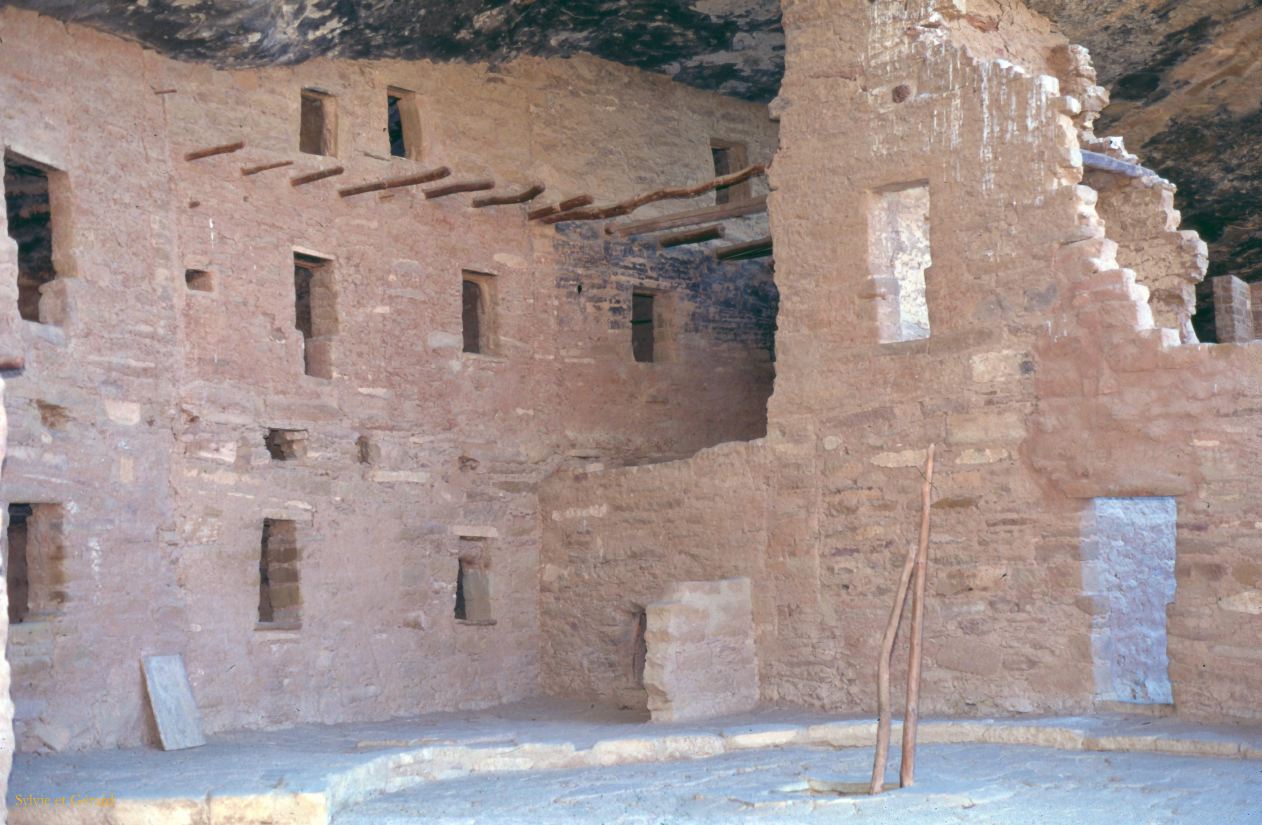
left=0, top=7, right=778, bottom=751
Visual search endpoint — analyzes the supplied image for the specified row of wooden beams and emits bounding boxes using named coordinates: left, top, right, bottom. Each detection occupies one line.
left=529, top=195, right=594, bottom=221
left=609, top=195, right=768, bottom=238
left=338, top=166, right=452, bottom=198
left=540, top=165, right=766, bottom=226
left=659, top=225, right=725, bottom=249
left=184, top=141, right=244, bottom=161
left=715, top=235, right=772, bottom=261
left=473, top=184, right=546, bottom=208
left=291, top=166, right=345, bottom=187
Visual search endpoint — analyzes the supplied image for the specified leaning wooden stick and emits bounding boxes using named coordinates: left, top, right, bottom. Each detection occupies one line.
left=900, top=443, right=935, bottom=788
left=869, top=473, right=924, bottom=795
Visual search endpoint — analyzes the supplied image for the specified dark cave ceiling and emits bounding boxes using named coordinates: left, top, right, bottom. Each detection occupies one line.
left=4, top=0, right=1260, bottom=308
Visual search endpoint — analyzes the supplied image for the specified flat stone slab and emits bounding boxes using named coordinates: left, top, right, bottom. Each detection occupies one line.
left=141, top=654, right=206, bottom=751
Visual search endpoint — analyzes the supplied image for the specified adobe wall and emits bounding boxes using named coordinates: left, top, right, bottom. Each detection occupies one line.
left=0, top=7, right=778, bottom=751
left=542, top=0, right=1260, bottom=724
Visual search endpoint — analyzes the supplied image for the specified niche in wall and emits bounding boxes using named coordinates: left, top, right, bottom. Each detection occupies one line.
left=184, top=269, right=213, bottom=292
left=869, top=181, right=931, bottom=343
left=265, top=429, right=308, bottom=461
left=1082, top=497, right=1177, bottom=705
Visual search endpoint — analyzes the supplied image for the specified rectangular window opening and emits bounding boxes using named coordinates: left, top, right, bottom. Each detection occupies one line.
left=710, top=139, right=750, bottom=205
left=462, top=271, right=496, bottom=355
left=631, top=607, right=648, bottom=688
left=294, top=252, right=337, bottom=378
left=184, top=269, right=213, bottom=292
left=631, top=292, right=656, bottom=363
left=6, top=502, right=64, bottom=623
left=386, top=87, right=422, bottom=160
left=299, top=89, right=337, bottom=157
left=265, top=428, right=308, bottom=461
left=454, top=542, right=493, bottom=624
left=870, top=182, right=931, bottom=343
left=258, top=518, right=300, bottom=628
left=1082, top=497, right=1177, bottom=705
left=4, top=153, right=60, bottom=323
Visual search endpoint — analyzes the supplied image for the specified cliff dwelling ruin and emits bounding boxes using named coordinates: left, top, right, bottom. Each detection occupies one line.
left=0, top=0, right=1260, bottom=822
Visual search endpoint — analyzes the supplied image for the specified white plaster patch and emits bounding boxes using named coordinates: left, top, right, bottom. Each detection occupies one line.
left=429, top=333, right=464, bottom=353
left=371, top=470, right=430, bottom=484
left=104, top=399, right=141, bottom=425
left=956, top=448, right=1010, bottom=465
left=551, top=504, right=608, bottom=521
left=451, top=525, right=499, bottom=539
left=492, top=253, right=527, bottom=269
left=822, top=436, right=841, bottom=451
left=870, top=448, right=926, bottom=468
left=970, top=350, right=1027, bottom=383
left=1219, top=591, right=1262, bottom=615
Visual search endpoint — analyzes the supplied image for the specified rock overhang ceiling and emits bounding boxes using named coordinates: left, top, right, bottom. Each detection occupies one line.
left=5, top=0, right=1260, bottom=299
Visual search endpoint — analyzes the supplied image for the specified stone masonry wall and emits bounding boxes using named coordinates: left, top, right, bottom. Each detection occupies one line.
left=0, top=7, right=778, bottom=751
left=543, top=0, right=1262, bottom=724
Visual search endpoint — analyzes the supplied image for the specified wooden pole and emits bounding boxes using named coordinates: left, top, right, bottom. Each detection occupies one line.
left=472, top=184, right=546, bottom=208
left=290, top=166, right=345, bottom=187
left=607, top=195, right=768, bottom=238
left=184, top=141, right=244, bottom=161
left=714, top=235, right=772, bottom=261
left=337, top=166, right=451, bottom=198
left=900, top=443, right=936, bottom=788
left=241, top=160, right=294, bottom=177
left=869, top=453, right=927, bottom=795
left=540, top=164, right=767, bottom=225
left=423, top=179, right=495, bottom=200
left=528, top=195, right=594, bottom=221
